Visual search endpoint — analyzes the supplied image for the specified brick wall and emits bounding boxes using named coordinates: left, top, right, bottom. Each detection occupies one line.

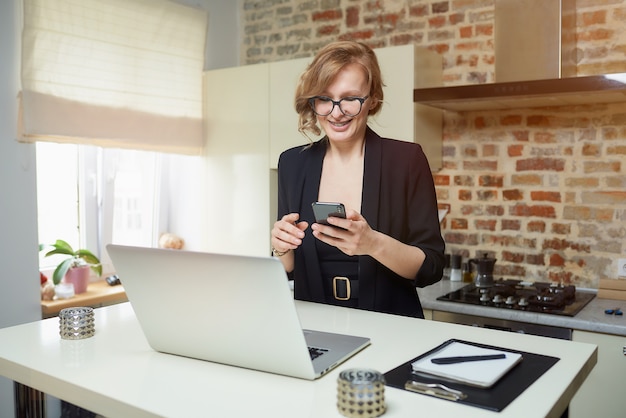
left=241, top=0, right=626, bottom=287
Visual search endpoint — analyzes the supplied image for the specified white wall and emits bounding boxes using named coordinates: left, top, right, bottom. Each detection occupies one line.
left=165, top=0, right=240, bottom=251
left=0, top=0, right=45, bottom=415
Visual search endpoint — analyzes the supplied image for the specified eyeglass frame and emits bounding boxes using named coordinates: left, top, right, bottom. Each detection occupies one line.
left=308, top=95, right=369, bottom=117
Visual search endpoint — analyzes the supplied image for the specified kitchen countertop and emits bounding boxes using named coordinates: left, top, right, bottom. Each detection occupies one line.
left=418, top=281, right=626, bottom=337
left=0, top=301, right=596, bottom=417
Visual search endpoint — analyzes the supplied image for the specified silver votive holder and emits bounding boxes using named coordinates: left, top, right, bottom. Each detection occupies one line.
left=337, top=368, right=386, bottom=418
left=59, top=307, right=95, bottom=340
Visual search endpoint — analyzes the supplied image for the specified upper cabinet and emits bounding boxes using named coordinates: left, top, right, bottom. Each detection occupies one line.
left=413, top=73, right=626, bottom=112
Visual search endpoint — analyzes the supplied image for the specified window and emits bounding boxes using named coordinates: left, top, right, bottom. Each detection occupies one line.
left=37, top=142, right=167, bottom=273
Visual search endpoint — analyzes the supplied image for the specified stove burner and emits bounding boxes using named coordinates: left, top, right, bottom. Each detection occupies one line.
left=437, top=279, right=595, bottom=317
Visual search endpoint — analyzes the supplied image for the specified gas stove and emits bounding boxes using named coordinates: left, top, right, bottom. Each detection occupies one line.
left=437, top=279, right=595, bottom=317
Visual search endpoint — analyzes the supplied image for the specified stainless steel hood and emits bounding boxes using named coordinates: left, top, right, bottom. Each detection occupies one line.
left=412, top=0, right=626, bottom=111
left=495, top=0, right=576, bottom=82
left=413, top=74, right=626, bottom=111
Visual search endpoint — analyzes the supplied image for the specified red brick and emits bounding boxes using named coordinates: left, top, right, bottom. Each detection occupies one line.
left=476, top=24, right=493, bottom=36
left=502, top=251, right=525, bottom=263
left=478, top=175, right=503, bottom=187
left=463, top=160, right=498, bottom=171
left=509, top=204, right=557, bottom=218
left=477, top=190, right=497, bottom=201
left=459, top=26, right=473, bottom=38
left=549, top=253, right=565, bottom=267
left=583, top=161, right=621, bottom=173
left=458, top=189, right=472, bottom=200
left=346, top=6, right=359, bottom=27
left=475, top=219, right=496, bottom=231
left=312, top=9, right=342, bottom=22
left=581, top=10, right=607, bottom=26
left=451, top=218, right=468, bottom=230
left=525, top=254, right=545, bottom=266
left=503, top=189, right=523, bottom=201
left=527, top=221, right=546, bottom=233
left=530, top=191, right=561, bottom=202
left=516, top=158, right=565, bottom=172
left=434, top=174, right=450, bottom=186
left=578, top=28, right=613, bottom=42
left=551, top=223, right=571, bottom=235
left=429, top=15, right=446, bottom=28
left=582, top=143, right=601, bottom=156
left=449, top=12, right=465, bottom=25
left=409, top=4, right=428, bottom=17
left=317, top=25, right=339, bottom=36
left=511, top=174, right=542, bottom=186
left=542, top=238, right=591, bottom=253
left=501, top=219, right=521, bottom=231
left=508, top=144, right=524, bottom=157
left=454, top=175, right=474, bottom=186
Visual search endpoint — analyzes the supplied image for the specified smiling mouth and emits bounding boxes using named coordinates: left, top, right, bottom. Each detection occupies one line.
left=329, top=119, right=352, bottom=127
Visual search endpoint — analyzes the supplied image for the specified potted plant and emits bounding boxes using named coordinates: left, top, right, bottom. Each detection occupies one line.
left=43, top=239, right=102, bottom=294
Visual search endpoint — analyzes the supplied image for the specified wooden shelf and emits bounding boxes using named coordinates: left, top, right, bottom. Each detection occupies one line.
left=41, top=280, right=127, bottom=318
left=413, top=73, right=626, bottom=111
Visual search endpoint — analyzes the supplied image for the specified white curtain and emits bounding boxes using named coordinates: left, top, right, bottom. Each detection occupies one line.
left=19, top=0, right=208, bottom=154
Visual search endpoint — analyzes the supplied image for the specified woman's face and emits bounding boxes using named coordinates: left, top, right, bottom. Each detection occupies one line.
left=316, top=63, right=371, bottom=146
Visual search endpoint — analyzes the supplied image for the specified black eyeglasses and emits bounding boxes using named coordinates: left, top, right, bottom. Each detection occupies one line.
left=308, top=95, right=369, bottom=117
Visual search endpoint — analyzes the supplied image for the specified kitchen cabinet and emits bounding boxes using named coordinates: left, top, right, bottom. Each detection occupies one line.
left=570, top=330, right=626, bottom=418
left=203, top=45, right=442, bottom=257
left=422, top=308, right=432, bottom=320
left=203, top=63, right=272, bottom=256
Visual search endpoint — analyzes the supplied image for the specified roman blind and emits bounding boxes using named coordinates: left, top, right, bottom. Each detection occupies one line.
left=19, top=0, right=208, bottom=154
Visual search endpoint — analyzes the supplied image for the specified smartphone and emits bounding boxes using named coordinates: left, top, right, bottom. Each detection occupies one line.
left=311, top=202, right=346, bottom=225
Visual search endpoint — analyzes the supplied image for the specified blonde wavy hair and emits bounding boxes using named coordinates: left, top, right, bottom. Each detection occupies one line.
left=295, top=41, right=385, bottom=137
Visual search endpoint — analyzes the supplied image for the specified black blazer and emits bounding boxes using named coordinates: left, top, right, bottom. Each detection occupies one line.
left=277, top=127, right=445, bottom=317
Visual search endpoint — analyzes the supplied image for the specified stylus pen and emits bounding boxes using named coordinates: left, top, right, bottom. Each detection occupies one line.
left=430, top=354, right=506, bottom=365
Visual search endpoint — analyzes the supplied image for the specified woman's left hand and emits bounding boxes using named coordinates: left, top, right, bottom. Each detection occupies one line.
left=311, top=210, right=379, bottom=257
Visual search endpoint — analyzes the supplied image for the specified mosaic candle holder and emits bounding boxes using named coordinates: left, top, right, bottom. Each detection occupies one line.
left=59, top=307, right=95, bottom=340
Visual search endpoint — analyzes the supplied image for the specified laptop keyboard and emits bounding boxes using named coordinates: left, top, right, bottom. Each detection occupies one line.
left=308, top=346, right=329, bottom=360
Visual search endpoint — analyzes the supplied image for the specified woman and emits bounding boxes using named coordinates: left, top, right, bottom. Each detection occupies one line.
left=270, top=41, right=445, bottom=318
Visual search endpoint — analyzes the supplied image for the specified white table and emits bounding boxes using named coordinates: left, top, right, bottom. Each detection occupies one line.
left=0, top=301, right=596, bottom=417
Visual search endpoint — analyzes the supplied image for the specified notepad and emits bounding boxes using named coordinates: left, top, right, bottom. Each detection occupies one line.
left=411, top=341, right=523, bottom=388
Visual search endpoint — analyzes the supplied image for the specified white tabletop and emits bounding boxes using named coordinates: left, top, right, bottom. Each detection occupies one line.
left=0, top=301, right=596, bottom=418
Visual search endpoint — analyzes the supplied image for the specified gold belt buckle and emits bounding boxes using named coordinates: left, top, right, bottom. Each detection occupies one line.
left=333, top=276, right=351, bottom=301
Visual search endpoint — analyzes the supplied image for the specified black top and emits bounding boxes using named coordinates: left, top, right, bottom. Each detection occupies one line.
left=276, top=127, right=445, bottom=317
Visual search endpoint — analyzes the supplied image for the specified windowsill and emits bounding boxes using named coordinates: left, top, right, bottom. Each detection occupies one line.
left=41, top=280, right=127, bottom=318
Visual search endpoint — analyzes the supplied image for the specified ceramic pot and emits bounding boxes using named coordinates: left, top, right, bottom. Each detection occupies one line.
left=64, top=265, right=90, bottom=294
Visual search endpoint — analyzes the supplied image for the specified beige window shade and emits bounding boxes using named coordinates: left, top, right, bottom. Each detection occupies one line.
left=19, top=0, right=208, bottom=154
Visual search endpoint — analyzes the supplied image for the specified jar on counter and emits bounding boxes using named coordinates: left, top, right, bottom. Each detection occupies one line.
left=450, top=254, right=462, bottom=282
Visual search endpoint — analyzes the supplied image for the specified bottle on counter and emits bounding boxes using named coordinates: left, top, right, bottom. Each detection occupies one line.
left=462, top=262, right=473, bottom=283
left=450, top=254, right=462, bottom=282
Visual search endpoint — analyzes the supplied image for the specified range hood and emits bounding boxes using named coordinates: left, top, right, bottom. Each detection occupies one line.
left=413, top=74, right=626, bottom=111
left=413, top=0, right=626, bottom=111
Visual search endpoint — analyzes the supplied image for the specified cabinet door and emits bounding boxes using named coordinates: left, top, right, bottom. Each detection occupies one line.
left=203, top=64, right=272, bottom=256
left=269, top=57, right=321, bottom=170
left=372, top=45, right=443, bottom=171
left=570, top=330, right=626, bottom=418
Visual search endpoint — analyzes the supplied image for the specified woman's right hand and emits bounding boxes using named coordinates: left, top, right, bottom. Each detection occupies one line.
left=271, top=213, right=308, bottom=255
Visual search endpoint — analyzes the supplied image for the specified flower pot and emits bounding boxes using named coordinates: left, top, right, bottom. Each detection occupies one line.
left=64, top=265, right=90, bottom=294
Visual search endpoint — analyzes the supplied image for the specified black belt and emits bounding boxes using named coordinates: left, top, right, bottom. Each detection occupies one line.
left=332, top=276, right=359, bottom=301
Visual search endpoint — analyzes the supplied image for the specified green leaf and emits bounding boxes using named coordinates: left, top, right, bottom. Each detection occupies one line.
left=75, top=249, right=100, bottom=265
left=45, top=239, right=75, bottom=257
left=52, top=258, right=73, bottom=285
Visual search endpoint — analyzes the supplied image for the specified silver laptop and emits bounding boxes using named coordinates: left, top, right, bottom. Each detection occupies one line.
left=106, top=244, right=370, bottom=380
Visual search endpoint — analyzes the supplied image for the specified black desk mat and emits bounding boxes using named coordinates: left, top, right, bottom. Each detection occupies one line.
left=384, top=339, right=560, bottom=412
